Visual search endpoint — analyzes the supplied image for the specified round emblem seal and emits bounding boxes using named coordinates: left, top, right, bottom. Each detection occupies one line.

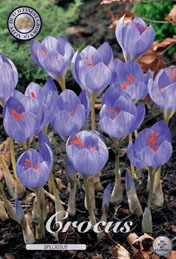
left=153, top=236, right=172, bottom=256
left=7, top=6, right=42, bottom=41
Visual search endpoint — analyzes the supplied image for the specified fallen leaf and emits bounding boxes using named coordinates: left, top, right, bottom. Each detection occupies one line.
left=94, top=103, right=102, bottom=110
left=65, top=26, right=85, bottom=35
left=0, top=138, right=11, bottom=180
left=55, top=178, right=66, bottom=190
left=106, top=9, right=134, bottom=31
left=101, top=0, right=133, bottom=4
left=4, top=253, right=16, bottom=259
left=165, top=251, right=176, bottom=259
left=171, top=224, right=176, bottom=232
left=0, top=138, right=11, bottom=167
left=165, top=5, right=176, bottom=25
left=112, top=243, right=130, bottom=259
left=92, top=253, right=103, bottom=259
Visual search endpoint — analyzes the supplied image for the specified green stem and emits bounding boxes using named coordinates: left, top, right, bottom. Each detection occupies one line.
left=90, top=95, right=96, bottom=131
left=43, top=124, right=48, bottom=135
left=57, top=75, right=66, bottom=91
left=83, top=177, right=96, bottom=226
left=35, top=188, right=45, bottom=239
left=48, top=171, right=54, bottom=194
left=134, top=130, right=138, bottom=138
left=147, top=169, right=155, bottom=211
left=155, top=166, right=161, bottom=189
left=10, top=138, right=18, bottom=180
left=128, top=134, right=137, bottom=179
left=114, top=140, right=120, bottom=180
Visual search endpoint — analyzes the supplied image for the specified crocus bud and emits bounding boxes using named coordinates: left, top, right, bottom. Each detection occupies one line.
left=142, top=207, right=152, bottom=233
left=102, top=183, right=111, bottom=211
left=125, top=171, right=143, bottom=216
left=15, top=198, right=35, bottom=243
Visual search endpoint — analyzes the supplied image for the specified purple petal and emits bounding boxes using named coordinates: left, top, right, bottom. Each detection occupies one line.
left=125, top=170, right=134, bottom=192
left=15, top=198, right=24, bottom=222
left=154, top=140, right=172, bottom=166
left=79, top=90, right=90, bottom=121
left=127, top=142, right=143, bottom=169
left=84, top=63, right=111, bottom=95
left=128, top=103, right=145, bottom=133
left=102, top=183, right=111, bottom=208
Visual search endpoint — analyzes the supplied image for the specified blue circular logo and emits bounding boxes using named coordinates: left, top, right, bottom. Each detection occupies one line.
left=7, top=6, right=42, bottom=41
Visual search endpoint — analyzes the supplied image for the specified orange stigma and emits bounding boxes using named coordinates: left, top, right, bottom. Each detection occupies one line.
left=70, top=135, right=99, bottom=151
left=30, top=92, right=36, bottom=99
left=69, top=105, right=77, bottom=116
left=40, top=47, right=47, bottom=55
left=23, top=159, right=40, bottom=170
left=169, top=68, right=176, bottom=84
left=11, top=106, right=24, bottom=121
left=122, top=74, right=135, bottom=90
left=108, top=106, right=120, bottom=118
left=84, top=56, right=94, bottom=67
left=145, top=131, right=159, bottom=152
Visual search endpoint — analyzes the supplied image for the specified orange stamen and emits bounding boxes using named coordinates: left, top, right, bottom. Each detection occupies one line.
left=109, top=106, right=120, bottom=118
left=33, top=52, right=37, bottom=56
left=145, top=131, right=159, bottom=152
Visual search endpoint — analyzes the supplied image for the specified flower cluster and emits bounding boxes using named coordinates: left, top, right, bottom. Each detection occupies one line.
left=0, top=14, right=174, bottom=242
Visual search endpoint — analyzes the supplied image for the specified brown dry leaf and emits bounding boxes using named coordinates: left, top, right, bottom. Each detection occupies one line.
left=65, top=26, right=85, bottom=35
left=101, top=0, right=133, bottom=5
left=106, top=9, right=134, bottom=31
left=0, top=138, right=11, bottom=167
left=119, top=208, right=129, bottom=214
left=4, top=253, right=15, bottom=259
left=153, top=36, right=176, bottom=53
left=22, top=192, right=35, bottom=205
left=92, top=253, right=103, bottom=259
left=165, top=251, right=176, bottom=259
left=25, top=212, right=33, bottom=229
left=55, top=177, right=66, bottom=190
left=0, top=138, right=11, bottom=180
left=165, top=5, right=176, bottom=25
left=112, top=243, right=130, bottom=259
left=138, top=37, right=176, bottom=77
left=45, top=199, right=54, bottom=216
left=171, top=224, right=176, bottom=232
left=94, top=103, right=102, bottom=110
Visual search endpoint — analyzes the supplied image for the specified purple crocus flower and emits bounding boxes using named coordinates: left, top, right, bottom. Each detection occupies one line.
left=3, top=94, right=44, bottom=143
left=148, top=66, right=176, bottom=123
left=25, top=77, right=57, bottom=127
left=71, top=43, right=113, bottom=97
left=111, top=59, right=152, bottom=101
left=50, top=89, right=90, bottom=137
left=16, top=144, right=53, bottom=189
left=116, top=16, right=155, bottom=60
left=102, top=183, right=111, bottom=209
left=30, top=35, right=74, bottom=86
left=127, top=120, right=172, bottom=169
left=99, top=85, right=145, bottom=139
left=66, top=131, right=108, bottom=177
left=0, top=54, right=18, bottom=105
